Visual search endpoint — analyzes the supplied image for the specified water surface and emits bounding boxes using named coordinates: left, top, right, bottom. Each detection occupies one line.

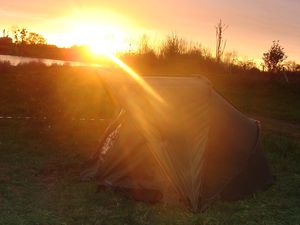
left=0, top=54, right=101, bottom=67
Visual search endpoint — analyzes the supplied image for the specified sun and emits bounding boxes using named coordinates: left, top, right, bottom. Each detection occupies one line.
left=87, top=26, right=128, bottom=55
left=67, top=21, right=131, bottom=56
left=46, top=9, right=137, bottom=55
left=89, top=42, right=111, bottom=56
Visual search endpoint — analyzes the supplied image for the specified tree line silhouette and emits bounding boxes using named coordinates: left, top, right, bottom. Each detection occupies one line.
left=0, top=25, right=299, bottom=79
left=0, top=27, right=93, bottom=62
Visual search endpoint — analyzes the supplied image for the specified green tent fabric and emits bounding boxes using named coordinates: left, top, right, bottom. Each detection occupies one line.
left=81, top=75, right=273, bottom=212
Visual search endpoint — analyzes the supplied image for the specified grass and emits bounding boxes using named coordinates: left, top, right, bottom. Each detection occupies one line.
left=0, top=118, right=299, bottom=225
left=207, top=73, right=300, bottom=123
left=0, top=66, right=300, bottom=224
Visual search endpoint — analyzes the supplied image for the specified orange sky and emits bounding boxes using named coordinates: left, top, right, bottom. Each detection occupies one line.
left=0, top=0, right=300, bottom=62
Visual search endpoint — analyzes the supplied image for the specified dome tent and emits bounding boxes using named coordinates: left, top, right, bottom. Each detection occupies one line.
left=81, top=75, right=273, bottom=212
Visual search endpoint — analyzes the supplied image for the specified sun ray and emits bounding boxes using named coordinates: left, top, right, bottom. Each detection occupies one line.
left=104, top=52, right=165, bottom=105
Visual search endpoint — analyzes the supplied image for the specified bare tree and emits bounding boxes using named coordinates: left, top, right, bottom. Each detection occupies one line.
left=215, top=20, right=228, bottom=63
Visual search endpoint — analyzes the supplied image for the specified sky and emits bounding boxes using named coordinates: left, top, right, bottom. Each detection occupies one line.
left=0, top=0, right=300, bottom=62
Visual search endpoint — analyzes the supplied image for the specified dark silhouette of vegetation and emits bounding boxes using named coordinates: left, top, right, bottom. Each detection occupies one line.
left=0, top=27, right=96, bottom=62
left=283, top=60, right=300, bottom=72
left=0, top=26, right=299, bottom=77
left=263, top=40, right=287, bottom=73
left=160, top=33, right=187, bottom=58
left=0, top=29, right=13, bottom=45
left=0, top=29, right=14, bottom=54
left=0, top=61, right=299, bottom=126
left=215, top=20, right=228, bottom=63
left=137, top=35, right=154, bottom=55
left=27, top=32, right=47, bottom=45
left=11, top=27, right=46, bottom=45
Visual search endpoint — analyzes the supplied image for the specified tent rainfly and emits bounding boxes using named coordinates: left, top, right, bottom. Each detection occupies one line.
left=81, top=75, right=273, bottom=212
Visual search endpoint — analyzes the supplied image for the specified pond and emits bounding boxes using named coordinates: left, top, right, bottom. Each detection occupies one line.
left=0, top=54, right=102, bottom=67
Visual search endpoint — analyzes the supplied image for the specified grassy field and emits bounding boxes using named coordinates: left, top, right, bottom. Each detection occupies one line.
left=0, top=66, right=300, bottom=224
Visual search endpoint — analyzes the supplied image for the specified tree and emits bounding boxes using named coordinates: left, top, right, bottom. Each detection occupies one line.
left=27, top=32, right=47, bottom=45
left=215, top=20, right=228, bottom=63
left=11, top=27, right=28, bottom=44
left=11, top=26, right=20, bottom=44
left=0, top=29, right=13, bottom=45
left=11, top=27, right=47, bottom=45
left=20, top=28, right=28, bottom=44
left=262, top=40, right=287, bottom=73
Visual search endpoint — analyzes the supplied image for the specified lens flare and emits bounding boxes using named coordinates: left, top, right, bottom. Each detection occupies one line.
left=103, top=52, right=165, bottom=105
